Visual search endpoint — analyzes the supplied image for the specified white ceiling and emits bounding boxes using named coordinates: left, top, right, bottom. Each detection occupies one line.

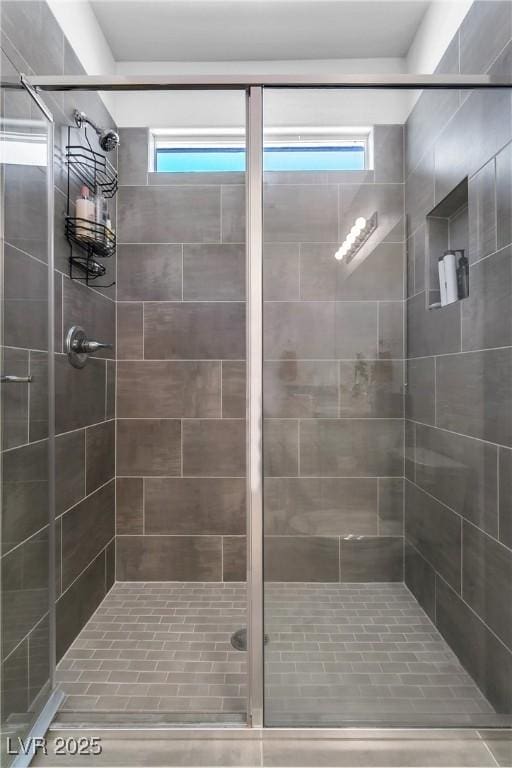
left=90, top=0, right=430, bottom=62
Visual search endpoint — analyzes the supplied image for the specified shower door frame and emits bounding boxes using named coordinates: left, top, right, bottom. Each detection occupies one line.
left=20, top=72, right=512, bottom=732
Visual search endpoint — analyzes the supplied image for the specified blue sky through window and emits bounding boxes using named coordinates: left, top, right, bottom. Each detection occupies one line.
left=155, top=144, right=365, bottom=172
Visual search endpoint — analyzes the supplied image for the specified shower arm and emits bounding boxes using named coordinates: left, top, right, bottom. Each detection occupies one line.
left=73, top=109, right=101, bottom=137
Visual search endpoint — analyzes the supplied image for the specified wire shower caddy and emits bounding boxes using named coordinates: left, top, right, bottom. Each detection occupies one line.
left=65, top=123, right=118, bottom=287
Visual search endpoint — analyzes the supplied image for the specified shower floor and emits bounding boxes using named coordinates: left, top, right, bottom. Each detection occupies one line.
left=56, top=581, right=495, bottom=723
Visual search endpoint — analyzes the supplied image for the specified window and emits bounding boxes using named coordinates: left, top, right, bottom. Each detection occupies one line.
left=153, top=131, right=370, bottom=173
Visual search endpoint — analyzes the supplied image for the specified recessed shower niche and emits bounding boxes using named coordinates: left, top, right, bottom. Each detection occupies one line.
left=426, top=178, right=469, bottom=309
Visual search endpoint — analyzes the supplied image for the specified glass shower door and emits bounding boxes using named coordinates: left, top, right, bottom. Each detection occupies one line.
left=261, top=86, right=512, bottom=727
left=1, top=79, right=54, bottom=765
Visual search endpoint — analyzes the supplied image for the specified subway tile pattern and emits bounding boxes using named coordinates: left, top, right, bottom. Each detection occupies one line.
left=404, top=2, right=512, bottom=715
left=56, top=582, right=247, bottom=714
left=55, top=582, right=494, bottom=723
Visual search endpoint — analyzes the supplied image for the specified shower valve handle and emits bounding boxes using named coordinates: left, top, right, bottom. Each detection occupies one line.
left=77, top=339, right=112, bottom=354
left=66, top=325, right=112, bottom=369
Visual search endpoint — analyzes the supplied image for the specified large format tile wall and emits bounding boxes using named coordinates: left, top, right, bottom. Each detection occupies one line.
left=115, top=128, right=406, bottom=584
left=115, top=131, right=247, bottom=581
left=404, top=0, right=512, bottom=713
left=262, top=135, right=406, bottom=581
left=1, top=2, right=116, bottom=738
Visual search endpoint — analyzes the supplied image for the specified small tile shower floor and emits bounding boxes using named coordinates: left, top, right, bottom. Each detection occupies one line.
left=56, top=582, right=495, bottom=721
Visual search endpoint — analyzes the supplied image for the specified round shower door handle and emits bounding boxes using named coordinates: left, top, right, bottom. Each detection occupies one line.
left=66, top=325, right=112, bottom=369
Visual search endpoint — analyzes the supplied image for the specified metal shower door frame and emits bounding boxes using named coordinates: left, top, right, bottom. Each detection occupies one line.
left=18, top=72, right=512, bottom=732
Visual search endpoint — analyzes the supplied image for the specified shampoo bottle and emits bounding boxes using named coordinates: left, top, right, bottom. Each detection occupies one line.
left=438, top=256, right=448, bottom=306
left=456, top=249, right=469, bottom=299
left=443, top=250, right=458, bottom=305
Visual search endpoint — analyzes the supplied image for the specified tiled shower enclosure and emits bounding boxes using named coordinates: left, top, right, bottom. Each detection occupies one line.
left=1, top=0, right=512, bottom=753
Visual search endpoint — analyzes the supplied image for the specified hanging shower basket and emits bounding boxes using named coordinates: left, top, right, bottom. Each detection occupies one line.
left=65, top=124, right=118, bottom=286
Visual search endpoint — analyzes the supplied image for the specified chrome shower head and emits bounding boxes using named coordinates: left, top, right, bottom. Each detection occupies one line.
left=98, top=128, right=120, bottom=152
left=73, top=109, right=119, bottom=152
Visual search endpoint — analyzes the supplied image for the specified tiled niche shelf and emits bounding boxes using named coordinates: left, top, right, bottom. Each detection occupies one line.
left=425, top=178, right=469, bottom=310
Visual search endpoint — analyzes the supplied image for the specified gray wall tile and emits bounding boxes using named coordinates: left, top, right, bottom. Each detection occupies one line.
left=117, top=303, right=143, bottom=360
left=182, top=419, right=245, bottom=477
left=374, top=125, right=404, bottom=183
left=4, top=244, right=48, bottom=351
left=183, top=244, right=245, bottom=300
left=223, top=537, right=246, bottom=581
left=2, top=440, right=48, bottom=554
left=1, top=640, right=29, bottom=727
left=339, top=360, right=403, bottom=418
left=118, top=128, right=149, bottom=186
left=264, top=536, right=339, bottom=582
left=264, top=478, right=378, bottom=535
left=117, top=419, right=181, bottom=476
left=462, top=521, right=512, bottom=651
left=436, top=577, right=512, bottom=713
left=4, top=165, right=48, bottom=264
left=263, top=243, right=300, bottom=300
left=436, top=349, right=512, bottom=446
left=118, top=185, right=220, bottom=243
left=407, top=291, right=461, bottom=358
left=117, top=244, right=182, bottom=301
left=300, top=419, right=403, bottom=477
left=56, top=551, right=107, bottom=661
left=264, top=420, right=298, bottom=477
left=406, top=149, right=435, bottom=236
left=434, top=88, right=511, bottom=204
left=63, top=278, right=115, bottom=359
left=468, top=160, right=497, bottom=264
left=340, top=536, right=403, bottom=582
left=29, top=351, right=48, bottom=441
left=116, top=536, right=222, bottom=581
left=144, top=302, right=245, bottom=360
left=405, top=481, right=462, bottom=592
left=378, top=477, right=404, bottom=535
left=414, top=424, right=498, bottom=536
left=85, top=420, right=115, bottom=494
left=341, top=183, right=405, bottom=243
left=496, top=142, right=512, bottom=250
left=300, top=242, right=404, bottom=301
left=55, top=355, right=106, bottom=433
left=2, top=528, right=49, bottom=657
left=61, top=481, right=114, bottom=590
left=221, top=184, right=245, bottom=243
left=335, top=302, right=379, bottom=359
left=404, top=540, right=436, bottom=622
left=2, top=348, right=29, bottom=449
left=264, top=302, right=335, bottom=360
left=459, top=1, right=512, bottom=75
left=499, top=447, right=512, bottom=549
left=117, top=361, right=221, bottom=418
left=264, top=184, right=338, bottom=242
left=405, top=358, right=435, bottom=426
left=379, top=301, right=404, bottom=359
left=144, top=478, right=245, bottom=534
left=55, top=429, right=85, bottom=515
left=222, top=361, right=245, bottom=418
left=116, top=477, right=143, bottom=535
left=462, top=245, right=512, bottom=351
left=264, top=361, right=338, bottom=418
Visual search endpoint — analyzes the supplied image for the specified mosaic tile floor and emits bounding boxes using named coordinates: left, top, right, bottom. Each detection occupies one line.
left=56, top=582, right=495, bottom=723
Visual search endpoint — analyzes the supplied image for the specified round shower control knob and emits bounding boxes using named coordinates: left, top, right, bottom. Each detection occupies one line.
left=66, top=325, right=112, bottom=369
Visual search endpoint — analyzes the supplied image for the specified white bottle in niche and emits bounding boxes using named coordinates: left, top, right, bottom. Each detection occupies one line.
left=443, top=250, right=458, bottom=305
left=75, top=185, right=95, bottom=241
left=438, top=256, right=448, bottom=306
